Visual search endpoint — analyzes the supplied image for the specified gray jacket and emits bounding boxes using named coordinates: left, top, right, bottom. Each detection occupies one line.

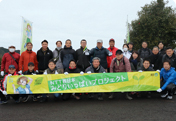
left=53, top=47, right=63, bottom=69
left=130, top=58, right=143, bottom=71
left=85, top=65, right=106, bottom=73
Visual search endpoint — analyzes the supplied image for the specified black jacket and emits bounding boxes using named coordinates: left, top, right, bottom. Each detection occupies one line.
left=60, top=46, right=76, bottom=69
left=76, top=47, right=90, bottom=71
left=65, top=67, right=80, bottom=73
left=85, top=65, right=106, bottom=73
left=138, top=48, right=152, bottom=59
left=23, top=70, right=37, bottom=75
left=159, top=48, right=166, bottom=57
left=149, top=53, right=162, bottom=70
left=138, top=66, right=154, bottom=71
left=37, top=47, right=53, bottom=71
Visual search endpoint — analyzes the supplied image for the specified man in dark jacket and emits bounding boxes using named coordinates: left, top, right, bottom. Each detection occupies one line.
left=60, top=39, right=77, bottom=70
left=128, top=42, right=134, bottom=54
left=148, top=46, right=162, bottom=70
left=37, top=40, right=53, bottom=74
left=85, top=57, right=106, bottom=101
left=76, top=39, right=90, bottom=72
left=138, top=41, right=152, bottom=59
left=158, top=41, right=166, bottom=57
left=162, top=46, right=176, bottom=70
left=88, top=39, right=112, bottom=71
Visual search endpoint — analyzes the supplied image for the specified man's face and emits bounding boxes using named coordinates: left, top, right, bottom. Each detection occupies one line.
left=97, top=42, right=103, bottom=48
left=143, top=61, right=150, bottom=69
left=142, top=42, right=147, bottom=48
left=163, top=62, right=171, bottom=70
left=152, top=48, right=159, bottom=55
left=28, top=65, right=35, bottom=72
left=65, top=41, right=71, bottom=48
left=116, top=54, right=123, bottom=60
left=8, top=68, right=16, bottom=74
left=92, top=60, right=100, bottom=68
left=42, top=42, right=48, bottom=50
left=48, top=62, right=56, bottom=70
left=128, top=44, right=133, bottom=49
left=158, top=43, right=164, bottom=49
left=27, top=44, right=33, bottom=50
left=69, top=61, right=76, bottom=69
left=81, top=41, right=87, bottom=48
left=57, top=42, right=62, bottom=48
left=109, top=41, right=115, bottom=47
left=166, top=49, right=174, bottom=57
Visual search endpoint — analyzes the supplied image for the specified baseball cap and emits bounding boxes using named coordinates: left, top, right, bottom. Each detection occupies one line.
left=97, top=39, right=103, bottom=43
left=109, top=38, right=115, bottom=42
left=28, top=62, right=35, bottom=66
left=9, top=65, right=16, bottom=69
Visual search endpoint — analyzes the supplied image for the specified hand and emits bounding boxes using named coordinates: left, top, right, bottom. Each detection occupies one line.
left=80, top=71, right=84, bottom=75
left=64, top=72, right=69, bottom=75
left=32, top=73, right=36, bottom=75
left=138, top=70, right=143, bottom=72
left=55, top=71, right=58, bottom=75
left=85, top=52, right=89, bottom=55
left=36, top=70, right=39, bottom=73
left=12, top=84, right=15, bottom=88
left=18, top=70, right=22, bottom=74
left=103, top=72, right=106, bottom=73
left=7, top=74, right=12, bottom=77
left=87, top=71, right=91, bottom=74
left=157, top=88, right=162, bottom=92
left=1, top=71, right=4, bottom=76
left=109, top=52, right=112, bottom=56
left=2, top=91, right=7, bottom=95
left=43, top=71, right=47, bottom=75
left=156, top=70, right=160, bottom=73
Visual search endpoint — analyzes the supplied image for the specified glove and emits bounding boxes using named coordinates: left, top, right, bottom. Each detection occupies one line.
left=43, top=71, right=47, bottom=75
left=80, top=71, right=84, bottom=75
left=85, top=52, right=89, bottom=55
left=64, top=72, right=69, bottom=75
left=7, top=74, right=12, bottom=77
left=36, top=70, right=39, bottom=73
left=156, top=70, right=160, bottom=73
left=2, top=91, right=7, bottom=95
left=109, top=52, right=112, bottom=56
left=32, top=73, right=36, bottom=75
left=1, top=71, right=4, bottom=76
left=55, top=71, right=58, bottom=75
left=87, top=71, right=91, bottom=74
left=138, top=70, right=143, bottom=72
left=157, top=88, right=162, bottom=92
left=18, top=70, right=22, bottom=74
left=103, top=72, right=106, bottom=73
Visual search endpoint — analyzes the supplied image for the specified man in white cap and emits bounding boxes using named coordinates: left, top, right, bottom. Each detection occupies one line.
left=1, top=45, right=20, bottom=76
left=88, top=39, right=112, bottom=72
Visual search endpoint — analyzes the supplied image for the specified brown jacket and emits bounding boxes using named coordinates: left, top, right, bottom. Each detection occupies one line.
left=110, top=56, right=131, bottom=72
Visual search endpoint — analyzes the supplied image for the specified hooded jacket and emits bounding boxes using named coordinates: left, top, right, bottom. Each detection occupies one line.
left=138, top=48, right=152, bottom=59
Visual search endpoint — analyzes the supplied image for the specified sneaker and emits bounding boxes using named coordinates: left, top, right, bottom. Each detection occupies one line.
left=88, top=94, right=94, bottom=99
left=15, top=99, right=20, bottom=103
left=22, top=96, right=29, bottom=102
left=40, top=97, right=47, bottom=103
left=98, top=96, right=103, bottom=101
left=73, top=95, right=80, bottom=100
left=161, top=92, right=168, bottom=98
left=0, top=100, right=7, bottom=104
left=126, top=93, right=133, bottom=100
left=167, top=96, right=173, bottom=100
left=108, top=93, right=114, bottom=99
left=33, top=96, right=38, bottom=102
left=37, top=95, right=42, bottom=99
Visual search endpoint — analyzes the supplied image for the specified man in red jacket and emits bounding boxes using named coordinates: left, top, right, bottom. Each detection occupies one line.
left=19, top=42, right=38, bottom=73
left=107, top=38, right=118, bottom=72
left=1, top=46, right=20, bottom=76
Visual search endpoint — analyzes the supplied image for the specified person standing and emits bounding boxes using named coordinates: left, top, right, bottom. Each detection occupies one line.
left=128, top=42, right=134, bottom=54
left=122, top=44, right=131, bottom=59
left=1, top=45, right=20, bottom=76
left=76, top=39, right=90, bottom=72
left=37, top=40, right=53, bottom=74
left=138, top=41, right=152, bottom=59
left=60, top=39, right=76, bottom=70
left=107, top=38, right=118, bottom=72
left=89, top=39, right=112, bottom=71
left=53, top=40, right=63, bottom=70
left=19, top=42, right=38, bottom=73
left=158, top=41, right=166, bottom=57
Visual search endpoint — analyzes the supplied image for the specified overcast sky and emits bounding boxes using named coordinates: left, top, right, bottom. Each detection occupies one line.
left=0, top=0, right=176, bottom=52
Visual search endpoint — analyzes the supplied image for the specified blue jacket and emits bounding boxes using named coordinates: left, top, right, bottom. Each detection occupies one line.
left=160, top=67, right=176, bottom=90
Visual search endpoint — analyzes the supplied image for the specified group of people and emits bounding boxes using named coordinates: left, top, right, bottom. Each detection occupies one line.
left=0, top=38, right=176, bottom=104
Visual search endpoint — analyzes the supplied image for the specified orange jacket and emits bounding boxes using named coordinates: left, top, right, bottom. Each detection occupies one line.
left=19, top=50, right=38, bottom=72
left=107, top=47, right=118, bottom=68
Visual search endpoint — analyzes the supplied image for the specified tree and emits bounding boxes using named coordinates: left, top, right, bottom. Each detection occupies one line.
left=130, top=0, right=176, bottom=50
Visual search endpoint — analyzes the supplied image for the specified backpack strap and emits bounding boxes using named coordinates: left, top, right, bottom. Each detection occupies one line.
left=8, top=52, right=18, bottom=65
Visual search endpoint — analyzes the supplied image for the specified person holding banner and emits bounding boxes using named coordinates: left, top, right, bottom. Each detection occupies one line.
left=109, top=49, right=132, bottom=99
left=157, top=60, right=176, bottom=100
left=19, top=42, right=38, bottom=74
left=85, top=57, right=106, bottom=101
left=64, top=60, right=84, bottom=100
left=53, top=40, right=63, bottom=71
left=41, top=60, right=63, bottom=102
left=0, top=65, right=20, bottom=104
left=37, top=40, right=53, bottom=74
left=1, top=45, right=20, bottom=76
left=76, top=39, right=90, bottom=72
